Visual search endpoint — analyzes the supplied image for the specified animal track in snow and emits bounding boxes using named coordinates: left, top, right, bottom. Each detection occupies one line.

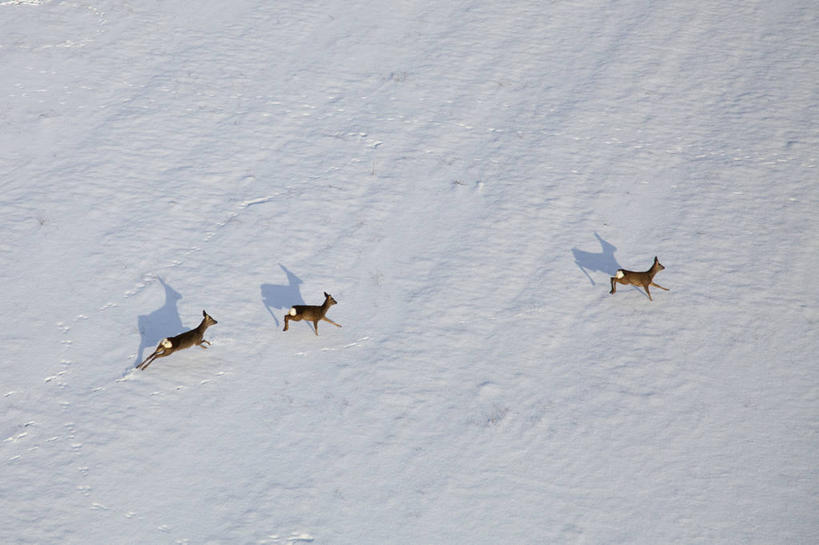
left=5, top=431, right=28, bottom=442
left=320, top=336, right=371, bottom=352
left=262, top=533, right=315, bottom=544
left=0, top=0, right=52, bottom=5
left=345, top=336, right=370, bottom=348
left=477, top=381, right=501, bottom=399
left=287, top=534, right=314, bottom=544
left=241, top=195, right=279, bottom=208
left=44, top=370, right=68, bottom=385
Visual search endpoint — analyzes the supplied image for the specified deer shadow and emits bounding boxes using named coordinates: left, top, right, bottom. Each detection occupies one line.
left=571, top=232, right=622, bottom=286
left=261, top=264, right=305, bottom=327
left=135, top=277, right=184, bottom=367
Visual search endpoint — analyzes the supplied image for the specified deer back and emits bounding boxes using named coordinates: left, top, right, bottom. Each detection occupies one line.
left=293, top=293, right=336, bottom=320
left=292, top=304, right=324, bottom=320
left=617, top=257, right=664, bottom=286
left=168, top=311, right=216, bottom=349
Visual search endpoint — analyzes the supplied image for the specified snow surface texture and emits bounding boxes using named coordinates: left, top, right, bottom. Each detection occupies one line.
left=2, top=1, right=818, bottom=544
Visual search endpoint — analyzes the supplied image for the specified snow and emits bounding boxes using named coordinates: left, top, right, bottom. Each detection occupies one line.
left=2, top=0, right=818, bottom=543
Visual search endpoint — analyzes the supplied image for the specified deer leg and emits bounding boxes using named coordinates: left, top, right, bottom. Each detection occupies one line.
left=643, top=285, right=653, bottom=301
left=283, top=315, right=290, bottom=331
left=137, top=345, right=165, bottom=370
left=313, top=320, right=319, bottom=335
left=322, top=317, right=342, bottom=328
left=143, top=351, right=170, bottom=369
left=198, top=340, right=210, bottom=348
left=139, top=356, right=159, bottom=370
left=651, top=281, right=669, bottom=291
left=609, top=277, right=618, bottom=294
left=139, top=340, right=178, bottom=369
left=138, top=348, right=162, bottom=370
left=137, top=352, right=156, bottom=370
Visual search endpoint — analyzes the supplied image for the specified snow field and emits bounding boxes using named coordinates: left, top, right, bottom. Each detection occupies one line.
left=1, top=1, right=818, bottom=544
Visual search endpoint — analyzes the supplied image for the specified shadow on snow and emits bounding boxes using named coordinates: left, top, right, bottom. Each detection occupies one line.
left=571, top=232, right=621, bottom=286
left=135, top=277, right=184, bottom=367
left=260, top=264, right=305, bottom=327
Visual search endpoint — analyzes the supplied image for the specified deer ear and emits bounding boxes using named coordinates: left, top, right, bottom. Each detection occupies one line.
left=324, top=291, right=329, bottom=297
left=203, top=310, right=207, bottom=317
left=654, top=256, right=659, bottom=262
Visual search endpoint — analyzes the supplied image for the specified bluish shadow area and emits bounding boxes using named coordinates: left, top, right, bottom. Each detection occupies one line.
left=261, top=264, right=304, bottom=327
left=135, top=277, right=183, bottom=366
left=571, top=232, right=621, bottom=286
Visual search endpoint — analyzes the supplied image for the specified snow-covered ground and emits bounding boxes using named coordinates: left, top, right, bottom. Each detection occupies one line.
left=2, top=1, right=817, bottom=543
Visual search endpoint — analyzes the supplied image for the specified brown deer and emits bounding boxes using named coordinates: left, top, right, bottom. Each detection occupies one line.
left=283, top=292, right=341, bottom=335
left=609, top=256, right=669, bottom=301
left=137, top=310, right=218, bottom=370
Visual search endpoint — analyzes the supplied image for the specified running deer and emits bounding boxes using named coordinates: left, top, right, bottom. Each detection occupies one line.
left=609, top=256, right=669, bottom=301
left=283, top=292, right=341, bottom=335
left=137, top=310, right=218, bottom=370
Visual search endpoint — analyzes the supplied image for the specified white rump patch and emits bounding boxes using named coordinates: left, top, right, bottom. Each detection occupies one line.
left=615, top=270, right=625, bottom=279
left=161, top=338, right=172, bottom=349
left=289, top=308, right=297, bottom=316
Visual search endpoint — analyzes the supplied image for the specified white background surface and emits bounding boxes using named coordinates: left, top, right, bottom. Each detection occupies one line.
left=2, top=1, right=817, bottom=543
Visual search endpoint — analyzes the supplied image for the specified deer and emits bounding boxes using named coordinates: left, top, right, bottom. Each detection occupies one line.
left=609, top=256, right=669, bottom=301
left=137, top=310, right=218, bottom=370
left=283, top=292, right=341, bottom=335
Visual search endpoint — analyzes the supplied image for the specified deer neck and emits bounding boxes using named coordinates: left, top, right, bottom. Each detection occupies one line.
left=195, top=317, right=210, bottom=334
left=320, top=299, right=332, bottom=315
